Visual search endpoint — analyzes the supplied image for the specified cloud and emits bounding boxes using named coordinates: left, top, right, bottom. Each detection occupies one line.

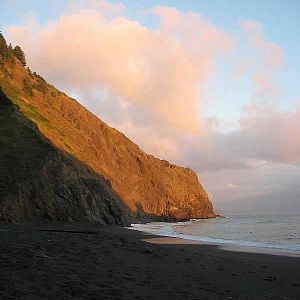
left=201, top=163, right=300, bottom=214
left=6, top=4, right=234, bottom=157
left=239, top=20, right=286, bottom=102
left=226, top=183, right=238, bottom=189
left=153, top=6, right=234, bottom=57
left=240, top=20, right=285, bottom=70
left=180, top=100, right=300, bottom=173
left=237, top=101, right=300, bottom=163
left=66, top=0, right=124, bottom=15
left=4, top=2, right=299, bottom=213
left=5, top=4, right=299, bottom=171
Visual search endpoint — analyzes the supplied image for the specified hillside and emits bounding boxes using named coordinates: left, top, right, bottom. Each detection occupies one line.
left=0, top=34, right=215, bottom=222
left=0, top=87, right=130, bottom=224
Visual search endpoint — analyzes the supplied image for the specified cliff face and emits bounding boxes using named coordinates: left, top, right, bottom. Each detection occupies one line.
left=0, top=88, right=130, bottom=224
left=0, top=42, right=215, bottom=222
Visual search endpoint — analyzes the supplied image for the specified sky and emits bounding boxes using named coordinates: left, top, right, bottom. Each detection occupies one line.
left=1, top=0, right=299, bottom=214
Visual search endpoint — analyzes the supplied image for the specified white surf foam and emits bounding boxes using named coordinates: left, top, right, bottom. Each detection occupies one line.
left=129, top=221, right=300, bottom=252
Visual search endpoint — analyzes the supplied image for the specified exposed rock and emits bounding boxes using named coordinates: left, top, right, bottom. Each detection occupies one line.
left=0, top=39, right=215, bottom=223
left=0, top=91, right=130, bottom=224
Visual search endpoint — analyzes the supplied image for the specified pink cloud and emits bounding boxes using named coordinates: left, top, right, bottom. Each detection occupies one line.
left=240, top=20, right=286, bottom=102
left=239, top=101, right=300, bottom=163
left=170, top=98, right=300, bottom=173
left=240, top=20, right=285, bottom=70
left=6, top=5, right=233, bottom=138
left=5, top=3, right=299, bottom=173
left=201, top=164, right=300, bottom=214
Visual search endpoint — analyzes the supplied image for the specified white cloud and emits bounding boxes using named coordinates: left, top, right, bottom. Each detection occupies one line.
left=226, top=183, right=238, bottom=189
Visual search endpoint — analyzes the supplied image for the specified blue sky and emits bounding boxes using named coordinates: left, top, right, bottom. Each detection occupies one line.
left=1, top=0, right=299, bottom=213
left=2, top=0, right=300, bottom=57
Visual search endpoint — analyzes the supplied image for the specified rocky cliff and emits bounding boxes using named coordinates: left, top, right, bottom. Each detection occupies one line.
left=0, top=35, right=215, bottom=222
left=0, top=87, right=130, bottom=224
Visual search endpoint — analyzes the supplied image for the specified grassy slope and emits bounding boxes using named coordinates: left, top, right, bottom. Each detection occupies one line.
left=0, top=58, right=214, bottom=220
left=0, top=61, right=130, bottom=224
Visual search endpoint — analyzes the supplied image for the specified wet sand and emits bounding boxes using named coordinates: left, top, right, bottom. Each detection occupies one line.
left=0, top=223, right=299, bottom=299
left=144, top=236, right=300, bottom=257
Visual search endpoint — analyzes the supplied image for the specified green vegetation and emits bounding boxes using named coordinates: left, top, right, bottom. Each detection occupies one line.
left=0, top=77, right=20, bottom=101
left=0, top=76, right=52, bottom=132
left=32, top=75, right=48, bottom=93
left=0, top=33, right=14, bottom=62
left=0, top=33, right=64, bottom=98
left=23, top=77, right=33, bottom=96
left=12, top=45, right=26, bottom=66
left=0, top=32, right=74, bottom=154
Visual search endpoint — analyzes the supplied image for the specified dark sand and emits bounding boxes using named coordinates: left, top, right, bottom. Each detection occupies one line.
left=0, top=223, right=299, bottom=299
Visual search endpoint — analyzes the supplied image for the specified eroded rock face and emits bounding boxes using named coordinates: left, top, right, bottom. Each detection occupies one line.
left=0, top=93, right=130, bottom=224
left=0, top=56, right=215, bottom=222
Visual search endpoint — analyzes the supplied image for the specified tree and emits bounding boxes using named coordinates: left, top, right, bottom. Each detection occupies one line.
left=0, top=33, right=8, bottom=69
left=0, top=32, right=8, bottom=57
left=13, top=45, right=26, bottom=66
left=8, top=43, right=13, bottom=52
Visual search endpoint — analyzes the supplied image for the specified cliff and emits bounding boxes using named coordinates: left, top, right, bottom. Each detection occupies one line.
left=0, top=87, right=130, bottom=224
left=0, top=36, right=215, bottom=222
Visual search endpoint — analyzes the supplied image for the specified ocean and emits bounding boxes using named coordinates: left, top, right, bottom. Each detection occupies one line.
left=130, top=213, right=300, bottom=252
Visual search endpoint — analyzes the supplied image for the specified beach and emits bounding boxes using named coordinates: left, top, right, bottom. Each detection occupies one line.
left=0, top=223, right=299, bottom=299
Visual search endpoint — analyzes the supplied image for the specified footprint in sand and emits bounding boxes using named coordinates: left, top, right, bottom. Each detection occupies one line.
left=263, top=276, right=277, bottom=281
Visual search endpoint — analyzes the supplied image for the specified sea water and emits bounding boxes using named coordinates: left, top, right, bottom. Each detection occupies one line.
left=130, top=213, right=300, bottom=252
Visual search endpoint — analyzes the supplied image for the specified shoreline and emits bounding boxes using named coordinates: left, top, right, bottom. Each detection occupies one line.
left=140, top=235, right=300, bottom=258
left=1, top=223, right=300, bottom=299
left=129, top=217, right=300, bottom=257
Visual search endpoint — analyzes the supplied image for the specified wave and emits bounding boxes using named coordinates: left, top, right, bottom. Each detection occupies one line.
left=129, top=222, right=300, bottom=252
